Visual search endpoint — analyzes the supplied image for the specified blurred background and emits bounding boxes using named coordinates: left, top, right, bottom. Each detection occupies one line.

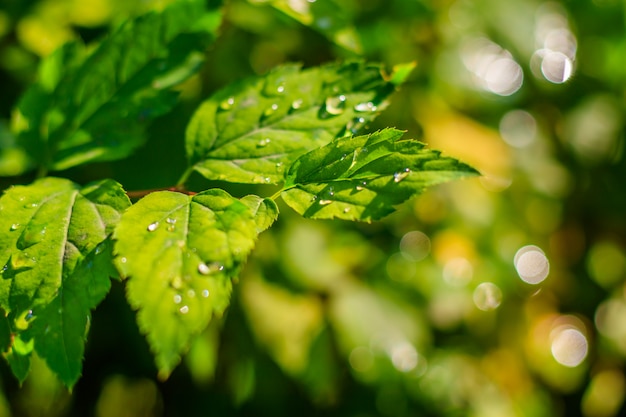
left=0, top=0, right=625, bottom=416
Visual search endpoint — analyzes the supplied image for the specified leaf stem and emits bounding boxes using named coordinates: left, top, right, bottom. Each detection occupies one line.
left=177, top=167, right=194, bottom=188
left=270, top=188, right=286, bottom=201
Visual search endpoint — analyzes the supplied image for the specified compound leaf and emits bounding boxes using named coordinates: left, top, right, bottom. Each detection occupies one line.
left=281, top=129, right=479, bottom=221
left=186, top=61, right=411, bottom=185
left=113, top=189, right=259, bottom=378
left=9, top=0, right=220, bottom=173
left=0, top=177, right=130, bottom=386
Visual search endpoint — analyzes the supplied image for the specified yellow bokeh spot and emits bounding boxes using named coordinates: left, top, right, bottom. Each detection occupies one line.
left=17, top=15, right=74, bottom=57
left=69, top=0, right=113, bottom=26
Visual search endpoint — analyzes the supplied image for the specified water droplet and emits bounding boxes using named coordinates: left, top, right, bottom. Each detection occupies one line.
left=172, top=276, right=183, bottom=289
left=24, top=202, right=38, bottom=209
left=346, top=117, right=366, bottom=134
left=355, top=181, right=367, bottom=191
left=179, top=305, right=189, bottom=314
left=219, top=97, right=235, bottom=110
left=291, top=99, right=303, bottom=110
left=198, top=262, right=224, bottom=275
left=25, top=310, right=34, bottom=321
left=319, top=199, right=333, bottom=206
left=201, top=289, right=210, bottom=298
left=120, top=257, right=127, bottom=263
left=311, top=195, right=318, bottom=202
left=343, top=207, right=351, bottom=213
left=18, top=196, right=25, bottom=202
left=258, top=138, right=271, bottom=148
left=263, top=103, right=279, bottom=117
left=94, top=245, right=103, bottom=255
left=275, top=162, right=284, bottom=170
left=167, top=225, right=176, bottom=232
left=340, top=154, right=347, bottom=161
left=328, top=186, right=335, bottom=197
left=187, top=289, right=196, bottom=298
left=354, top=101, right=378, bottom=112
left=147, top=222, right=159, bottom=232
left=1, top=264, right=7, bottom=274
left=173, top=294, right=182, bottom=304
left=393, top=168, right=411, bottom=183
left=10, top=223, right=19, bottom=231
left=166, top=218, right=176, bottom=224
left=324, top=95, right=347, bottom=115
left=276, top=85, right=285, bottom=94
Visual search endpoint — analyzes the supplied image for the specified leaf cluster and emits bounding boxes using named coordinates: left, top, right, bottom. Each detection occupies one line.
left=0, top=0, right=477, bottom=387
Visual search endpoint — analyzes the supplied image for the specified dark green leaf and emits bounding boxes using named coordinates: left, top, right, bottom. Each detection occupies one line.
left=267, top=0, right=362, bottom=53
left=281, top=128, right=479, bottom=221
left=9, top=0, right=220, bottom=172
left=113, top=189, right=259, bottom=378
left=186, top=61, right=411, bottom=185
left=0, top=177, right=131, bottom=386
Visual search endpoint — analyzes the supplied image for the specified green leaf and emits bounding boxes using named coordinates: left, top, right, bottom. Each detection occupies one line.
left=265, top=0, right=362, bottom=53
left=0, top=177, right=131, bottom=386
left=281, top=129, right=479, bottom=221
left=9, top=0, right=220, bottom=172
left=113, top=189, right=259, bottom=378
left=240, top=195, right=279, bottom=233
left=185, top=61, right=404, bottom=185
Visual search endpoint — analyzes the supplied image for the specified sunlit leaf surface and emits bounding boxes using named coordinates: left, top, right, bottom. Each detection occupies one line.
left=0, top=177, right=130, bottom=386
left=113, top=189, right=259, bottom=378
left=281, top=129, right=478, bottom=221
left=185, top=61, right=411, bottom=184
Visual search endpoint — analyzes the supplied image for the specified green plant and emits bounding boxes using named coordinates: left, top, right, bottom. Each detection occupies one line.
left=0, top=0, right=477, bottom=388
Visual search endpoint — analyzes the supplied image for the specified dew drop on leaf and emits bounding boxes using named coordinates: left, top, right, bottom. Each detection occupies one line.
left=201, top=289, right=210, bottom=298
left=10, top=223, right=20, bottom=231
left=343, top=207, right=351, bottom=213
left=394, top=168, right=411, bottom=183
left=179, top=305, right=189, bottom=314
left=356, top=181, right=367, bottom=191
left=354, top=101, right=378, bottom=112
left=257, top=138, right=271, bottom=148
left=26, top=310, right=34, bottom=321
left=167, top=225, right=176, bottom=232
left=291, top=99, right=303, bottom=110
left=324, top=95, right=347, bottom=115
left=166, top=218, right=176, bottom=224
left=219, top=97, right=235, bottom=110
left=172, top=276, right=183, bottom=289
left=276, top=85, right=285, bottom=94
left=328, top=186, right=335, bottom=197
left=263, top=103, right=279, bottom=118
left=198, top=263, right=210, bottom=275
left=319, top=199, right=333, bottom=206
left=173, top=294, right=182, bottom=304
left=187, top=289, right=196, bottom=298
left=147, top=221, right=159, bottom=232
left=347, top=117, right=366, bottom=134
left=120, top=257, right=127, bottom=264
